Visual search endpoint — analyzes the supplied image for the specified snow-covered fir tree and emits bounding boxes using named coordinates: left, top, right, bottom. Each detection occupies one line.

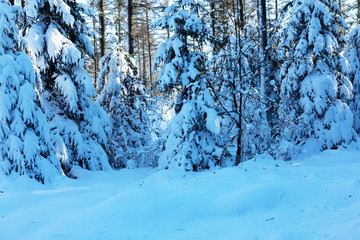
left=345, top=25, right=360, bottom=134
left=153, top=0, right=222, bottom=171
left=24, top=0, right=111, bottom=175
left=97, top=46, right=155, bottom=169
left=277, top=0, right=355, bottom=159
left=0, top=0, right=61, bottom=182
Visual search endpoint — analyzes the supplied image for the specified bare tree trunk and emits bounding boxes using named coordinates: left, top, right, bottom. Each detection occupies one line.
left=232, top=0, right=245, bottom=32
left=128, top=0, right=134, bottom=55
left=275, top=0, right=278, bottom=20
left=259, top=0, right=268, bottom=98
left=99, top=0, right=106, bottom=58
left=358, top=0, right=360, bottom=23
left=232, top=0, right=238, bottom=36
left=234, top=0, right=243, bottom=166
left=142, top=39, right=147, bottom=86
left=93, top=15, right=98, bottom=83
left=258, top=0, right=275, bottom=134
left=210, top=0, right=216, bottom=38
left=138, top=38, right=141, bottom=78
left=259, top=0, right=276, bottom=134
left=21, top=0, right=26, bottom=36
left=239, top=0, right=245, bottom=29
left=145, top=9, right=153, bottom=86
left=338, top=0, right=342, bottom=11
left=235, top=54, right=243, bottom=166
left=117, top=0, right=122, bottom=44
left=236, top=90, right=243, bottom=165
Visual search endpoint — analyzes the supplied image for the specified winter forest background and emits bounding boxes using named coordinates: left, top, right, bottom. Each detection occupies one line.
left=2, top=0, right=360, bottom=239
left=0, top=0, right=360, bottom=182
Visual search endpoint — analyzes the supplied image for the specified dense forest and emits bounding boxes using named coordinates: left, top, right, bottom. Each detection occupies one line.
left=0, top=0, right=359, bottom=183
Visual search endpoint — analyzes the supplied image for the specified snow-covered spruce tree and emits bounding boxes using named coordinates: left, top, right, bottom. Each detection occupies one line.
left=24, top=0, right=111, bottom=175
left=97, top=46, right=155, bottom=169
left=153, top=0, right=222, bottom=171
left=0, top=0, right=61, bottom=183
left=345, top=25, right=360, bottom=134
left=277, top=0, right=355, bottom=159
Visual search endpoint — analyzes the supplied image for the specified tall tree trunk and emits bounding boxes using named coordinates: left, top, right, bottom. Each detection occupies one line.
left=236, top=90, right=243, bottom=165
left=93, top=15, right=98, bottom=84
left=234, top=1, right=243, bottom=166
left=21, top=0, right=26, bottom=36
left=99, top=0, right=106, bottom=57
left=210, top=0, right=216, bottom=38
left=239, top=0, right=245, bottom=29
left=259, top=0, right=268, bottom=97
left=259, top=0, right=275, bottom=132
left=117, top=0, right=122, bottom=44
left=358, top=0, right=360, bottom=23
left=259, top=0, right=276, bottom=134
left=145, top=9, right=153, bottom=86
left=275, top=0, right=278, bottom=20
left=91, top=0, right=100, bottom=89
left=142, top=39, right=147, bottom=86
left=232, top=0, right=238, bottom=36
left=232, top=0, right=245, bottom=32
left=338, top=0, right=341, bottom=11
left=128, top=0, right=134, bottom=55
left=138, top=38, right=141, bottom=78
left=235, top=45, right=243, bottom=166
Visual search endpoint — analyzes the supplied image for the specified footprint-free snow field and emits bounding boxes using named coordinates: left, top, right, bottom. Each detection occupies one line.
left=1, top=149, right=360, bottom=240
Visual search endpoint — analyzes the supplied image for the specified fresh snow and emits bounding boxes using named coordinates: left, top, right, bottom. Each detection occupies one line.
left=1, top=149, right=360, bottom=240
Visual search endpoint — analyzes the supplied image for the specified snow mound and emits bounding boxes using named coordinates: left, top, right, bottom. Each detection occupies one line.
left=0, top=150, right=360, bottom=239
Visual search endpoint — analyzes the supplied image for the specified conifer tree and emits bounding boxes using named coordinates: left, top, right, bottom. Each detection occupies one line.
left=277, top=0, right=355, bottom=159
left=345, top=25, right=360, bottom=134
left=153, top=0, right=222, bottom=171
left=0, top=0, right=61, bottom=182
left=25, top=0, right=111, bottom=175
left=97, top=46, right=155, bottom=168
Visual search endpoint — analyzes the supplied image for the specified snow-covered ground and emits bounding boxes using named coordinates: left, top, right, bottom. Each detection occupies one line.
left=1, top=149, right=360, bottom=240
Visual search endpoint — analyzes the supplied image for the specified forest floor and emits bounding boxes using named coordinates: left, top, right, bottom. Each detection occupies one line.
left=0, top=149, right=360, bottom=240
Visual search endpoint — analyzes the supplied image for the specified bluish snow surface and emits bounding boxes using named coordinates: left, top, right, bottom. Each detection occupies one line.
left=0, top=149, right=360, bottom=240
